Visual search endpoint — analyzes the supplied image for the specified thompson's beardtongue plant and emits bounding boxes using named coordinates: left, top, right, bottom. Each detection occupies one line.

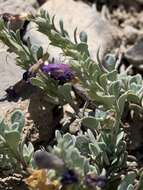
left=0, top=9, right=143, bottom=190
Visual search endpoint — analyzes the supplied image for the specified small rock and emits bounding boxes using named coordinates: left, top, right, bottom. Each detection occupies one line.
left=25, top=0, right=121, bottom=63
left=0, top=0, right=35, bottom=14
left=136, top=0, right=143, bottom=4
left=125, top=37, right=143, bottom=70
left=124, top=25, right=139, bottom=44
left=0, top=0, right=36, bottom=100
left=0, top=50, right=24, bottom=99
left=37, top=0, right=47, bottom=6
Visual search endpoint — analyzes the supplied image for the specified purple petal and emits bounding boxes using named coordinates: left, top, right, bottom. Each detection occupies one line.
left=41, top=64, right=70, bottom=72
left=41, top=63, right=74, bottom=82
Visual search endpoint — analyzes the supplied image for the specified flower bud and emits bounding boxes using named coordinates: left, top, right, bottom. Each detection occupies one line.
left=34, top=150, right=64, bottom=171
left=60, top=169, right=78, bottom=185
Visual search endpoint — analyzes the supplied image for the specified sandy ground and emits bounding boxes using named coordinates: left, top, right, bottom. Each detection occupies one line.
left=0, top=0, right=36, bottom=113
left=0, top=0, right=36, bottom=96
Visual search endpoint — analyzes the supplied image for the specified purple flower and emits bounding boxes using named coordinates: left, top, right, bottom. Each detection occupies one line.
left=60, top=169, right=78, bottom=185
left=41, top=64, right=74, bottom=82
left=95, top=176, right=107, bottom=189
left=33, top=150, right=64, bottom=171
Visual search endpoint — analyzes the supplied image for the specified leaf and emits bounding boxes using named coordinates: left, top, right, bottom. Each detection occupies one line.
left=59, top=19, right=69, bottom=37
left=76, top=135, right=90, bottom=156
left=101, top=132, right=111, bottom=146
left=15, top=30, right=22, bottom=43
left=76, top=43, right=89, bottom=56
left=11, top=110, right=24, bottom=132
left=59, top=19, right=64, bottom=33
left=87, top=129, right=96, bottom=144
left=117, top=92, right=128, bottom=116
left=90, top=92, right=115, bottom=109
left=138, top=172, right=143, bottom=190
left=130, top=83, right=142, bottom=94
left=127, top=92, right=140, bottom=104
left=116, top=131, right=124, bottom=146
left=102, top=151, right=110, bottom=165
left=37, top=46, right=43, bottom=59
left=56, top=133, right=76, bottom=152
left=98, top=142, right=106, bottom=153
left=62, top=133, right=76, bottom=149
left=23, top=142, right=34, bottom=163
left=109, top=81, right=121, bottom=98
left=11, top=122, right=20, bottom=131
left=69, top=148, right=87, bottom=175
left=79, top=31, right=88, bottom=43
left=82, top=117, right=99, bottom=130
left=99, top=73, right=108, bottom=89
left=31, top=77, right=46, bottom=89
left=89, top=143, right=102, bottom=157
left=127, top=184, right=134, bottom=190
left=74, top=27, right=78, bottom=44
left=105, top=54, right=116, bottom=71
left=119, top=151, right=128, bottom=168
left=0, top=119, right=5, bottom=135
left=95, top=109, right=107, bottom=120
left=0, top=19, right=5, bottom=30
left=117, top=172, right=136, bottom=190
left=50, top=32, right=75, bottom=49
left=55, top=130, right=62, bottom=142
left=5, top=130, right=20, bottom=152
left=107, top=70, right=117, bottom=81
left=111, top=157, right=118, bottom=165
left=130, top=74, right=142, bottom=84
left=58, top=83, right=73, bottom=104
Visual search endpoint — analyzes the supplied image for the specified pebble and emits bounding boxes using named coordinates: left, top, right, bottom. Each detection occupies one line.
left=125, top=37, right=143, bottom=70
left=123, top=25, right=140, bottom=44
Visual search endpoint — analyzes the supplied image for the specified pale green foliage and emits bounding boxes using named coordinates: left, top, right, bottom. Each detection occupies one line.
left=52, top=131, right=95, bottom=177
left=0, top=19, right=43, bottom=69
left=117, top=172, right=136, bottom=190
left=31, top=75, right=74, bottom=105
left=33, top=10, right=142, bottom=189
left=0, top=110, right=34, bottom=172
left=33, top=10, right=143, bottom=112
left=34, top=10, right=89, bottom=59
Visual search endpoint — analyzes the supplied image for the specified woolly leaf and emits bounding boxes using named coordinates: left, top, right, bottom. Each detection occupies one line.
left=117, top=172, right=136, bottom=190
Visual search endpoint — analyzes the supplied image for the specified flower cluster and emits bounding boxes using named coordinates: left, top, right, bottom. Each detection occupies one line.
left=60, top=169, right=78, bottom=185
left=41, top=63, right=74, bottom=83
